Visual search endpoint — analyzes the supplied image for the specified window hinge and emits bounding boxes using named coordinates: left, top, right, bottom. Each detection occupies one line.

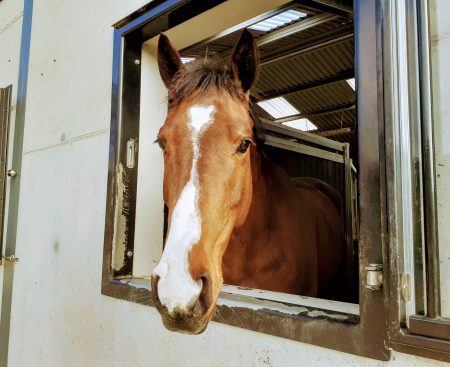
left=401, top=273, right=411, bottom=302
left=1, top=255, right=19, bottom=265
left=365, top=263, right=383, bottom=290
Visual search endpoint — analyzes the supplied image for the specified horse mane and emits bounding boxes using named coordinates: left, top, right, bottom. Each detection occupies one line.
left=168, top=57, right=266, bottom=144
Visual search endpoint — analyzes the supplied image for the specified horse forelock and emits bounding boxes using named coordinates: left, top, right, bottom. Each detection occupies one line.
left=168, top=58, right=245, bottom=106
left=167, top=57, right=266, bottom=147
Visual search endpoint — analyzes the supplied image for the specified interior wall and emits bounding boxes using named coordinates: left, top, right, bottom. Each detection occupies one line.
left=4, top=0, right=450, bottom=366
left=132, top=43, right=166, bottom=277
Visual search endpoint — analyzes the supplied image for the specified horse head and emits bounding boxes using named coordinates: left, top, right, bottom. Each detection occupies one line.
left=151, top=30, right=260, bottom=334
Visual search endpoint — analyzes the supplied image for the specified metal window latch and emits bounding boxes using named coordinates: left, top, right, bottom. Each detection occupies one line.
left=365, top=263, right=383, bottom=290
left=126, top=139, right=136, bottom=169
left=1, top=255, right=19, bottom=264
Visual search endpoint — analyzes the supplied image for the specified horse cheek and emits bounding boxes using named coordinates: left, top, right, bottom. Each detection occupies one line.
left=231, top=161, right=253, bottom=226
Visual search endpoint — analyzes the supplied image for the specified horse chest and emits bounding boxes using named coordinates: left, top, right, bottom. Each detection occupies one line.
left=222, top=224, right=311, bottom=293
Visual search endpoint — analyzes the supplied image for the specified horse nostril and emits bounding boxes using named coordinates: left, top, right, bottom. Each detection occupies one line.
left=151, top=275, right=162, bottom=306
left=193, top=274, right=212, bottom=317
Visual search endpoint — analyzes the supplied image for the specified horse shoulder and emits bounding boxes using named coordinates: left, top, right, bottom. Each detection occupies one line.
left=291, top=177, right=342, bottom=216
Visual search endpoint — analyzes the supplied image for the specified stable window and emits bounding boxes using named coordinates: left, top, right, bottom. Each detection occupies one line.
left=102, top=0, right=387, bottom=359
left=102, top=0, right=449, bottom=362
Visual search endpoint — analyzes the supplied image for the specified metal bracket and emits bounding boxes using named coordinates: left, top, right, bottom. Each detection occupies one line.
left=126, top=139, right=136, bottom=169
left=401, top=273, right=411, bottom=302
left=365, top=263, right=383, bottom=290
left=0, top=255, right=19, bottom=265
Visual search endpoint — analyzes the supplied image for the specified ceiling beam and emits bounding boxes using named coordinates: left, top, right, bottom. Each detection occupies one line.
left=316, top=127, right=353, bottom=137
left=256, top=69, right=354, bottom=101
left=298, top=0, right=353, bottom=16
left=255, top=13, right=339, bottom=47
left=216, top=13, right=340, bottom=60
left=270, top=103, right=355, bottom=124
left=258, top=23, right=353, bottom=64
left=261, top=32, right=353, bottom=67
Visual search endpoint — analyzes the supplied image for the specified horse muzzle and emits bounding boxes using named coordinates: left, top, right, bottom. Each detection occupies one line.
left=151, top=275, right=215, bottom=334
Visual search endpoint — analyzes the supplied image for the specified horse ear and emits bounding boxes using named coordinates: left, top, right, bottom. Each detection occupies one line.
left=230, top=29, right=259, bottom=93
left=158, top=33, right=184, bottom=89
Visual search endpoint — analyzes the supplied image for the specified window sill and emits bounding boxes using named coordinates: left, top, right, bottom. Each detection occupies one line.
left=100, top=276, right=392, bottom=360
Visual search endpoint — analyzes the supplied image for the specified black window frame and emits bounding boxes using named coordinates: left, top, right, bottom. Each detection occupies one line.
left=101, top=0, right=450, bottom=362
left=0, top=85, right=12, bottom=261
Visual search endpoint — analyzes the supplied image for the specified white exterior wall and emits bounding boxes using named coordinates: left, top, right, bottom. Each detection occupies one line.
left=1, top=0, right=448, bottom=366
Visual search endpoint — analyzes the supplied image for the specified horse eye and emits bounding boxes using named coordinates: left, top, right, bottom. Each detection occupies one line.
left=154, top=138, right=166, bottom=152
left=237, top=139, right=251, bottom=154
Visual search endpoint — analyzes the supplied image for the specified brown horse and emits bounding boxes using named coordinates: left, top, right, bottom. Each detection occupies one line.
left=151, top=30, right=345, bottom=334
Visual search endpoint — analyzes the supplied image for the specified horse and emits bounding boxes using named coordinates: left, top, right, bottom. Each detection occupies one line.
left=151, top=29, right=345, bottom=334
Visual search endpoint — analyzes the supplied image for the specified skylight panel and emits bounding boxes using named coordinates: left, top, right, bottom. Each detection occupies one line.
left=283, top=119, right=318, bottom=132
left=346, top=78, right=355, bottom=90
left=249, top=10, right=307, bottom=32
left=181, top=57, right=195, bottom=64
left=257, top=97, right=300, bottom=119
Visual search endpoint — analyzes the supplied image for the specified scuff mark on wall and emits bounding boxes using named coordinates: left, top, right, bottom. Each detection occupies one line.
left=218, top=293, right=309, bottom=315
left=307, top=310, right=348, bottom=320
left=217, top=292, right=351, bottom=321
left=112, top=163, right=129, bottom=271
left=0, top=11, right=23, bottom=37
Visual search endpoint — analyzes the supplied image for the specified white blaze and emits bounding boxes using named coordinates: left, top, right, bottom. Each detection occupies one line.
left=153, top=105, right=216, bottom=314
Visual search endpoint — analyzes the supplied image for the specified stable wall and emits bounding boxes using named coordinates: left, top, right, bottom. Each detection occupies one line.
left=3, top=0, right=449, bottom=366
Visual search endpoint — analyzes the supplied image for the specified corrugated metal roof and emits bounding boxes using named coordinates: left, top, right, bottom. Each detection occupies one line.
left=257, top=17, right=353, bottom=58
left=254, top=38, right=354, bottom=96
left=285, top=81, right=354, bottom=113
left=180, top=4, right=356, bottom=151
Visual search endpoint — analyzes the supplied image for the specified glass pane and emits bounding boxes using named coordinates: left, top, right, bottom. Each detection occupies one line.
left=430, top=0, right=450, bottom=318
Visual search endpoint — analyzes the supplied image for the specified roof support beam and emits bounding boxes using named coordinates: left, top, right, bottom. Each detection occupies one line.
left=270, top=103, right=355, bottom=124
left=217, top=13, right=339, bottom=59
left=257, top=69, right=354, bottom=100
left=255, top=13, right=339, bottom=47
left=316, top=127, right=353, bottom=137
left=299, top=0, right=353, bottom=15
left=261, top=32, right=353, bottom=67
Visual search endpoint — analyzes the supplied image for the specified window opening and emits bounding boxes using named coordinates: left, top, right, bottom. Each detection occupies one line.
left=128, top=2, right=358, bottom=305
